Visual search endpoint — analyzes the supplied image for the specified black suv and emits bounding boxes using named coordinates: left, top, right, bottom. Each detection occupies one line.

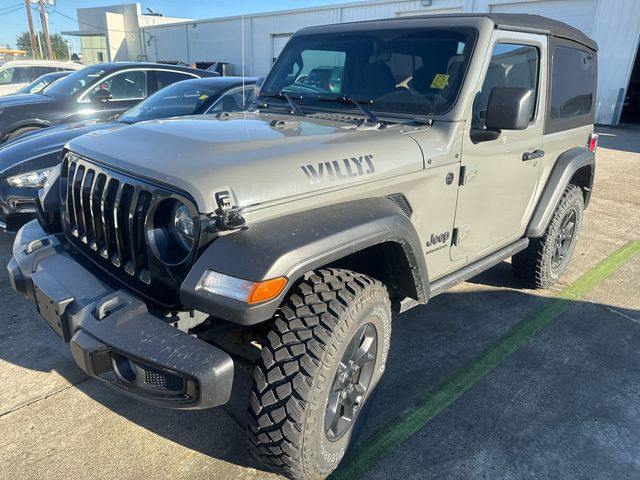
left=0, top=62, right=216, bottom=143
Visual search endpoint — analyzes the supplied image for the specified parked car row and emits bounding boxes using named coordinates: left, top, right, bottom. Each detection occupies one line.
left=0, top=59, right=82, bottom=96
left=0, top=60, right=256, bottom=231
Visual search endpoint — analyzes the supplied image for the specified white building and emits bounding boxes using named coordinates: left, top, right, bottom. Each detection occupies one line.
left=63, top=3, right=188, bottom=65
left=71, top=0, right=640, bottom=125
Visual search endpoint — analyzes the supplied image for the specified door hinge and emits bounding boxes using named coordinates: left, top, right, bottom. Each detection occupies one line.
left=459, top=165, right=478, bottom=186
left=452, top=225, right=471, bottom=246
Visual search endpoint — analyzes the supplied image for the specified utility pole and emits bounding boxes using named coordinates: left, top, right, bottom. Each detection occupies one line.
left=38, top=0, right=54, bottom=59
left=24, top=0, right=38, bottom=59
left=36, top=29, right=44, bottom=59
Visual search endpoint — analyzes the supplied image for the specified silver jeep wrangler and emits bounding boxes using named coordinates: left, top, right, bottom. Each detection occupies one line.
left=8, top=13, right=598, bottom=480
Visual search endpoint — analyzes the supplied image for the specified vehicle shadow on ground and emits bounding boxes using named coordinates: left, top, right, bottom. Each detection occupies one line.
left=2, top=237, right=638, bottom=479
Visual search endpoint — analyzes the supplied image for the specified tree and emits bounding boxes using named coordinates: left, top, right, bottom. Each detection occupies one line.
left=16, top=31, right=69, bottom=60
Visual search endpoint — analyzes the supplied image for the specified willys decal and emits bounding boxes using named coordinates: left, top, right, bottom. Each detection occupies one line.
left=301, top=154, right=375, bottom=184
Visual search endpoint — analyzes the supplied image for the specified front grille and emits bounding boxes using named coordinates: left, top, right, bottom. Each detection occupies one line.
left=60, top=152, right=197, bottom=307
left=62, top=154, right=153, bottom=284
left=143, top=366, right=184, bottom=391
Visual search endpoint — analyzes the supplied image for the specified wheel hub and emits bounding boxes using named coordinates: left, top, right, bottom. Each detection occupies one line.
left=324, top=322, right=378, bottom=442
left=552, top=209, right=577, bottom=270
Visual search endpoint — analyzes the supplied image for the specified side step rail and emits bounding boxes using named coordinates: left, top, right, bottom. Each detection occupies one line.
left=429, top=237, right=530, bottom=298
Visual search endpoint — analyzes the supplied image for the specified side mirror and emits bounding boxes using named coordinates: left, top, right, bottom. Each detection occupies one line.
left=90, top=88, right=112, bottom=102
left=485, top=86, right=535, bottom=131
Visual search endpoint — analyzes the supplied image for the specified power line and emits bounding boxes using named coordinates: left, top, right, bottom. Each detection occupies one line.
left=0, top=5, right=23, bottom=16
left=0, top=3, right=22, bottom=12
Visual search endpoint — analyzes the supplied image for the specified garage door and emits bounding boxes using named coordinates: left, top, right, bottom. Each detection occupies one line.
left=491, top=0, right=597, bottom=36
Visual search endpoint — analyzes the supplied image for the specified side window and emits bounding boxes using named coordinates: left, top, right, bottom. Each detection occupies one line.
left=208, top=88, right=248, bottom=113
left=154, top=70, right=194, bottom=92
left=0, top=67, right=15, bottom=85
left=474, top=43, right=539, bottom=128
left=550, top=47, right=594, bottom=119
left=0, top=67, right=32, bottom=84
left=12, top=67, right=31, bottom=83
left=243, top=85, right=255, bottom=106
left=89, top=70, right=147, bottom=100
left=28, top=66, right=56, bottom=81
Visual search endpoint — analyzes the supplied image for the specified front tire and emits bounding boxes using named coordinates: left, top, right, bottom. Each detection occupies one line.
left=513, top=184, right=584, bottom=288
left=249, top=268, right=392, bottom=480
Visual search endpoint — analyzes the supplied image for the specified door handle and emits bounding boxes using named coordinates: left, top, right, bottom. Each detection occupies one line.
left=522, top=149, right=545, bottom=161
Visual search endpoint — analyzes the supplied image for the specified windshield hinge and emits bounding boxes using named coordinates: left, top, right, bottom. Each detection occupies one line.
left=452, top=225, right=471, bottom=246
left=459, top=165, right=478, bottom=186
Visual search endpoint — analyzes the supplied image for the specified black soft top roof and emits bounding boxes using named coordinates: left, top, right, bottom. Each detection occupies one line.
left=470, top=13, right=597, bottom=51
left=299, top=13, right=597, bottom=52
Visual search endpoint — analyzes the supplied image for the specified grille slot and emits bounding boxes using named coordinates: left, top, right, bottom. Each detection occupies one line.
left=62, top=155, right=153, bottom=284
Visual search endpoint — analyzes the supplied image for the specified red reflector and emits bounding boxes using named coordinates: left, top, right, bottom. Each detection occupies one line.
left=588, top=134, right=598, bottom=153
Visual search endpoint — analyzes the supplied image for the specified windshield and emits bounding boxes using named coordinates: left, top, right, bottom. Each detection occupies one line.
left=260, top=28, right=476, bottom=117
left=14, top=72, right=66, bottom=95
left=45, top=65, right=107, bottom=97
left=118, top=81, right=227, bottom=123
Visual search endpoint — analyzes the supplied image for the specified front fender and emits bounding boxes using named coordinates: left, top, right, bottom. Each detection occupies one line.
left=181, top=198, right=428, bottom=325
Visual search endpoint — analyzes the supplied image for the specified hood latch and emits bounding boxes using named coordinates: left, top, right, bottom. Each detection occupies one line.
left=211, top=191, right=245, bottom=231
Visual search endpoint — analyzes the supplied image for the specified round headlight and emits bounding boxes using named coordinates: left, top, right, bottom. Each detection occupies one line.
left=149, top=198, right=197, bottom=266
left=172, top=202, right=194, bottom=250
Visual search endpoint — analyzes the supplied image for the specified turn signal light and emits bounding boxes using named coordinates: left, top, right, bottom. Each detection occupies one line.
left=197, top=270, right=287, bottom=304
left=248, top=277, right=288, bottom=304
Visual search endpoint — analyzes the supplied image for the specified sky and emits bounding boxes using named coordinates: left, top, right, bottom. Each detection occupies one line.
left=0, top=0, right=367, bottom=49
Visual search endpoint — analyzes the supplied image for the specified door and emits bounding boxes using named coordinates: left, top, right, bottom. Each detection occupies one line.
left=451, top=33, right=547, bottom=262
left=75, top=70, right=149, bottom=122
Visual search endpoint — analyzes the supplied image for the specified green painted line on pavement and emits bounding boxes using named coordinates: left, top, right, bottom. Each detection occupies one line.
left=331, top=240, right=640, bottom=480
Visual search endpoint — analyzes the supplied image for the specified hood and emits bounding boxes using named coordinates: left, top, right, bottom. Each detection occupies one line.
left=0, top=122, right=124, bottom=175
left=0, top=93, right=56, bottom=110
left=68, top=113, right=426, bottom=213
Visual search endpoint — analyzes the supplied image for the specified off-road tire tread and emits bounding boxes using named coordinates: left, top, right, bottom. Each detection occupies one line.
left=513, top=184, right=584, bottom=288
left=248, top=268, right=386, bottom=479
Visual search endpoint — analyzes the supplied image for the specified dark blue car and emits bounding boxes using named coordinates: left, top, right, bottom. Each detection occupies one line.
left=0, top=76, right=257, bottom=231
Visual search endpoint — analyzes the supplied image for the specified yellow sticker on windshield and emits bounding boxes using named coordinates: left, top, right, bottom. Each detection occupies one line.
left=430, top=74, right=449, bottom=90
left=198, top=95, right=209, bottom=100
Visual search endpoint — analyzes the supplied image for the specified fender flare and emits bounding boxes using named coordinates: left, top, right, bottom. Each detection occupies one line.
left=3, top=119, right=50, bottom=142
left=181, top=197, right=429, bottom=325
left=526, top=147, right=594, bottom=238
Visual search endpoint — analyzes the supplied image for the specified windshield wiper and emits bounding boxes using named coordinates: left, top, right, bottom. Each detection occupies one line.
left=260, top=91, right=305, bottom=116
left=318, top=95, right=381, bottom=127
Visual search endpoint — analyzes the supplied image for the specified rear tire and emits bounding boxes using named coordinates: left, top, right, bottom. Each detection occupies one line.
left=249, top=268, right=392, bottom=480
left=513, top=184, right=584, bottom=288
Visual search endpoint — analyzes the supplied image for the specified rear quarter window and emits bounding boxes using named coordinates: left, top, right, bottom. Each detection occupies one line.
left=549, top=46, right=595, bottom=121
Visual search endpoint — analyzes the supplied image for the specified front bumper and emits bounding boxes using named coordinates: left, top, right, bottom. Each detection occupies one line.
left=7, top=220, right=234, bottom=409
